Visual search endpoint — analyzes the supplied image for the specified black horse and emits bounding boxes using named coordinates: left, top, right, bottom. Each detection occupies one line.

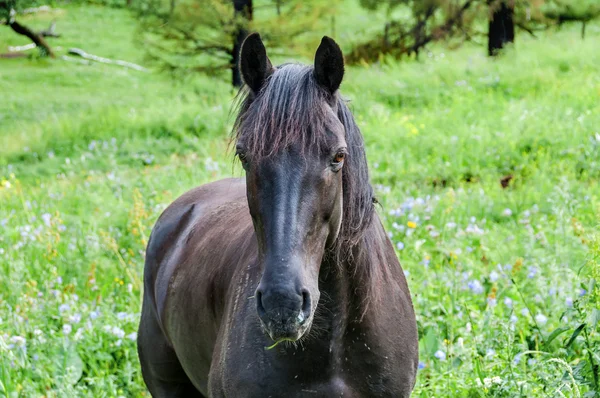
left=137, top=34, right=418, bottom=397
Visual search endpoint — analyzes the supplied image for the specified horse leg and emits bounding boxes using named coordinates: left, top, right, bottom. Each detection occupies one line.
left=138, top=301, right=205, bottom=398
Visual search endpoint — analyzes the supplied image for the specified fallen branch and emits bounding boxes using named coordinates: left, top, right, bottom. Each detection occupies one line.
left=39, top=21, right=60, bottom=38
left=7, top=12, right=55, bottom=57
left=61, top=55, right=93, bottom=65
left=0, top=52, right=27, bottom=58
left=516, top=21, right=538, bottom=38
left=8, top=43, right=36, bottom=52
left=67, top=48, right=149, bottom=72
left=21, top=5, right=52, bottom=14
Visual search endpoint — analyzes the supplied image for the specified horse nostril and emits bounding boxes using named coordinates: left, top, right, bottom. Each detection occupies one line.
left=300, top=290, right=311, bottom=324
left=256, top=290, right=266, bottom=318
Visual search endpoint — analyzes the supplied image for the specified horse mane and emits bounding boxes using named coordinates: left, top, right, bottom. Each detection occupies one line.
left=232, top=62, right=378, bottom=281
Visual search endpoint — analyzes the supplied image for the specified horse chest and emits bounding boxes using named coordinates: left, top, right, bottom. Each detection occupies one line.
left=212, top=333, right=402, bottom=398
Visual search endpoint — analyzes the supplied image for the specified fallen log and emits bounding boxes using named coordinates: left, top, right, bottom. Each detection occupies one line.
left=21, top=5, right=52, bottom=14
left=0, top=52, right=28, bottom=58
left=8, top=43, right=36, bottom=52
left=8, top=17, right=55, bottom=57
left=61, top=55, right=93, bottom=65
left=67, top=47, right=148, bottom=72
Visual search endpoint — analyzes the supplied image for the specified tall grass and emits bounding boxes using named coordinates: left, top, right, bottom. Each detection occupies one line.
left=1, top=4, right=599, bottom=396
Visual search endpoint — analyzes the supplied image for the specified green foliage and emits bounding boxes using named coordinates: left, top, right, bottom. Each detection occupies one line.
left=135, top=0, right=339, bottom=79
left=1, top=3, right=600, bottom=396
left=539, top=0, right=600, bottom=21
left=347, top=0, right=482, bottom=64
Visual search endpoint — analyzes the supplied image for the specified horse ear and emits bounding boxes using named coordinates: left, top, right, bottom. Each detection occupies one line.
left=240, top=33, right=273, bottom=93
left=314, top=36, right=344, bottom=94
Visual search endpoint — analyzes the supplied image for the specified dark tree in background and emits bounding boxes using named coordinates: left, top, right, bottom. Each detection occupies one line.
left=136, top=0, right=337, bottom=87
left=232, top=0, right=252, bottom=87
left=348, top=0, right=600, bottom=64
left=488, top=0, right=514, bottom=56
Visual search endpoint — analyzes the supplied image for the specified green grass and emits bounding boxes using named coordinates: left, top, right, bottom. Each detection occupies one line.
left=1, top=3, right=600, bottom=397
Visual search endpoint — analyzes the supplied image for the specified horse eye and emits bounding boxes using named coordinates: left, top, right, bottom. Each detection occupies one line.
left=237, top=152, right=249, bottom=168
left=333, top=152, right=345, bottom=164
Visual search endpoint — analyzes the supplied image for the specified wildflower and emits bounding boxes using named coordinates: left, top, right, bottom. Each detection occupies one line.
left=527, top=266, right=538, bottom=279
left=74, top=328, right=84, bottom=341
left=127, top=332, right=137, bottom=341
left=502, top=208, right=512, bottom=217
left=565, top=297, right=573, bottom=307
left=487, top=298, right=497, bottom=307
left=534, top=314, right=548, bottom=326
left=521, top=308, right=529, bottom=316
left=69, top=314, right=82, bottom=324
left=117, top=312, right=129, bottom=320
left=468, top=280, right=484, bottom=295
left=90, top=310, right=100, bottom=320
left=59, top=304, right=70, bottom=313
left=41, top=213, right=52, bottom=226
left=579, top=288, right=587, bottom=297
left=445, top=222, right=457, bottom=229
left=10, top=336, right=26, bottom=347
left=489, top=271, right=499, bottom=282
left=510, top=314, right=518, bottom=324
left=111, top=327, right=125, bottom=339
left=434, top=350, right=446, bottom=361
left=63, top=324, right=72, bottom=335
left=504, top=298, right=513, bottom=308
left=476, top=377, right=498, bottom=388
left=396, top=242, right=405, bottom=250
left=407, top=221, right=417, bottom=229
left=513, top=353, right=522, bottom=365
left=205, top=157, right=220, bottom=172
left=418, top=362, right=426, bottom=370
left=486, top=349, right=496, bottom=358
left=527, top=358, right=537, bottom=366
left=465, top=224, right=485, bottom=235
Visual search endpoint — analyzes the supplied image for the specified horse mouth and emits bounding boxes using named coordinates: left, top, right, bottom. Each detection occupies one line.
left=261, top=317, right=312, bottom=344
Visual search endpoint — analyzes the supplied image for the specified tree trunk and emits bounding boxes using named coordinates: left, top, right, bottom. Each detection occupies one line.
left=9, top=18, right=55, bottom=57
left=488, top=0, right=514, bottom=56
left=232, top=0, right=252, bottom=87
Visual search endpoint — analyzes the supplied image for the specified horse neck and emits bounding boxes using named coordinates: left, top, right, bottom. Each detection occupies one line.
left=317, top=215, right=389, bottom=348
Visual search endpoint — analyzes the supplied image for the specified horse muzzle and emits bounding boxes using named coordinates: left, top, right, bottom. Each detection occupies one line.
left=256, top=287, right=312, bottom=342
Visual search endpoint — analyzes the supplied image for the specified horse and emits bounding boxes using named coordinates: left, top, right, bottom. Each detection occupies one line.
left=137, top=33, right=418, bottom=397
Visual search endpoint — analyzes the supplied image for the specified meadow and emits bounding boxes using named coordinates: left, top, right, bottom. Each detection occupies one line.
left=1, top=4, right=600, bottom=397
